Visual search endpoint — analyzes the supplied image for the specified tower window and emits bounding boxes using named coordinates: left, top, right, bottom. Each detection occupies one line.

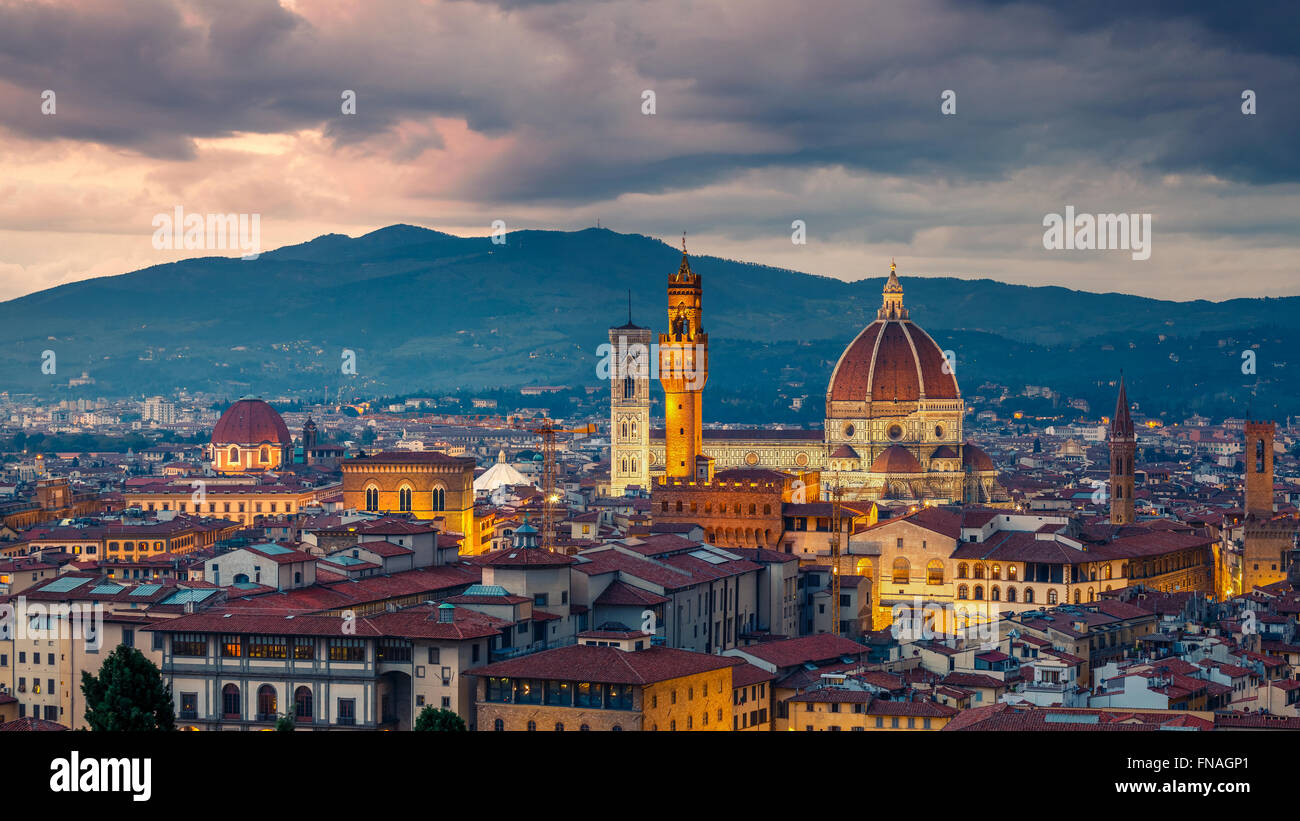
left=399, top=486, right=412, bottom=512
left=364, top=486, right=379, bottom=512
left=432, top=487, right=446, bottom=511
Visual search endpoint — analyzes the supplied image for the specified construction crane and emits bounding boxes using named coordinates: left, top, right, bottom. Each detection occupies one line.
left=828, top=484, right=845, bottom=635
left=427, top=412, right=598, bottom=552
left=529, top=418, right=597, bottom=552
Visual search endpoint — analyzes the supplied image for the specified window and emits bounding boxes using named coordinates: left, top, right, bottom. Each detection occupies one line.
left=293, top=638, right=315, bottom=660
left=173, top=633, right=207, bottom=657
left=295, top=686, right=313, bottom=722
left=957, top=584, right=969, bottom=600
left=364, top=486, right=379, bottom=512
left=257, top=685, right=277, bottom=720
left=926, top=560, right=944, bottom=585
left=222, top=684, right=241, bottom=719
left=494, top=718, right=504, bottom=731
left=377, top=639, right=412, bottom=662
left=1025, top=587, right=1035, bottom=603
left=337, top=698, right=356, bottom=726
left=221, top=635, right=243, bottom=658
left=180, top=692, right=197, bottom=719
left=249, top=635, right=288, bottom=659
left=398, top=486, right=412, bottom=512
left=431, top=487, right=446, bottom=512
left=891, top=557, right=910, bottom=585
left=328, top=638, right=366, bottom=662
left=428, top=647, right=441, bottom=664
left=1047, top=589, right=1058, bottom=605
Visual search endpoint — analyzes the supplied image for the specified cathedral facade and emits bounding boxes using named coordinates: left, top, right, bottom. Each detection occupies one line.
left=618, top=250, right=1000, bottom=505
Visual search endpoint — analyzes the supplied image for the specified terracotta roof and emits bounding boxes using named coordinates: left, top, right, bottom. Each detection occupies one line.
left=869, top=445, right=923, bottom=474
left=468, top=644, right=735, bottom=685
left=828, top=316, right=958, bottom=403
left=211, top=398, right=292, bottom=447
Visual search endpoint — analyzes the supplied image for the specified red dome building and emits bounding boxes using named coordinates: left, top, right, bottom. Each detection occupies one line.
left=822, top=263, right=997, bottom=503
left=209, top=397, right=293, bottom=473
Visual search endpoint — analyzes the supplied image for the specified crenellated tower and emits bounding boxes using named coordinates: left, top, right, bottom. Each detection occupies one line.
left=659, top=237, right=709, bottom=479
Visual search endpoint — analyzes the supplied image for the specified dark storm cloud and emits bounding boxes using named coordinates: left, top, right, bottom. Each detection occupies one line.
left=0, top=0, right=1295, bottom=198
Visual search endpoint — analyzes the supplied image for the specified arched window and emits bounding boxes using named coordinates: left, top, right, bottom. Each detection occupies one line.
left=1088, top=587, right=1096, bottom=603
left=527, top=720, right=537, bottom=731
left=957, top=584, right=969, bottom=600
left=294, top=686, right=313, bottom=722
left=991, top=585, right=1001, bottom=601
left=257, top=685, right=277, bottom=719
left=974, top=585, right=984, bottom=601
left=228, top=446, right=239, bottom=464
left=1007, top=586, right=1017, bottom=602
left=1073, top=589, right=1081, bottom=604
left=1008, top=565, right=1018, bottom=581
left=222, top=684, right=241, bottom=719
left=431, top=487, right=446, bottom=511
left=555, top=722, right=564, bottom=731
left=891, top=557, right=910, bottom=585
left=1047, top=589, right=1058, bottom=605
left=260, top=446, right=270, bottom=463
left=991, top=564, right=1001, bottom=580
left=612, top=725, right=622, bottom=732
left=364, top=485, right=379, bottom=512
left=623, top=376, right=634, bottom=399
left=398, top=485, right=412, bottom=512
left=974, top=563, right=985, bottom=580
left=926, top=560, right=944, bottom=585
left=957, top=563, right=968, bottom=579
left=493, top=719, right=504, bottom=731
left=1025, top=587, right=1035, bottom=604
left=580, top=724, right=590, bottom=732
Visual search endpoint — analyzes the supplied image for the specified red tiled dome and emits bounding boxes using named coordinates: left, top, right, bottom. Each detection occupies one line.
left=828, top=318, right=958, bottom=403
left=211, top=398, right=292, bottom=446
left=869, top=445, right=923, bottom=474
left=963, top=443, right=994, bottom=471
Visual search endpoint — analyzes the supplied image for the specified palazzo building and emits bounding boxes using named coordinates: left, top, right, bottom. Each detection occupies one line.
left=340, top=451, right=477, bottom=551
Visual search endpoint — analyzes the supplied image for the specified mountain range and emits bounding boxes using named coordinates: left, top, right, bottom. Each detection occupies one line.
left=1, top=225, right=1295, bottom=423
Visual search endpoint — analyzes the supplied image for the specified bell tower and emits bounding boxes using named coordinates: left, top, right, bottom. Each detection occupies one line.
left=659, top=236, right=709, bottom=479
left=1244, top=420, right=1275, bottom=518
left=1109, top=375, right=1135, bottom=525
left=609, top=293, right=652, bottom=497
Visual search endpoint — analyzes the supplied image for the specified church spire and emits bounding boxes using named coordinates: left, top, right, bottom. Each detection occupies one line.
left=878, top=260, right=908, bottom=320
left=1111, top=373, right=1134, bottom=438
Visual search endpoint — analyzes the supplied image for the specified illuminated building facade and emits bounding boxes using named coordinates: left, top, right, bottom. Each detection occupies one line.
left=341, top=451, right=478, bottom=551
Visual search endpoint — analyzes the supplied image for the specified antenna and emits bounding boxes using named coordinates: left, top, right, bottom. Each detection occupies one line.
left=628, top=289, right=632, bottom=325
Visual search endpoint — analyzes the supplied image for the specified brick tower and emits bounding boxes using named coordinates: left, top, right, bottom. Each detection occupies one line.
left=1244, top=420, right=1275, bottom=518
left=1109, top=375, right=1135, bottom=525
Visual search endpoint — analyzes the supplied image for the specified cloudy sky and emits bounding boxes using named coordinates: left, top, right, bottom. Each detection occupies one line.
left=0, top=0, right=1296, bottom=302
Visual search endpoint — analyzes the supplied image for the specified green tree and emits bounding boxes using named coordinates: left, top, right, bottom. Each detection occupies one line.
left=275, top=714, right=295, bottom=732
left=413, top=706, right=466, bottom=732
left=80, top=645, right=175, bottom=731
